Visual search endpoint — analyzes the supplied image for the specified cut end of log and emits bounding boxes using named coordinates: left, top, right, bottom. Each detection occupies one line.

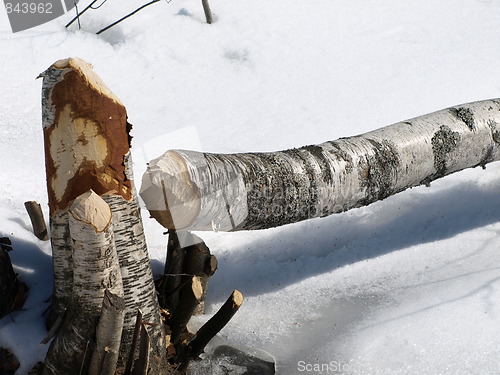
left=69, top=190, right=112, bottom=232
left=140, top=150, right=201, bottom=230
left=42, top=57, right=133, bottom=215
left=191, top=276, right=204, bottom=301
left=231, top=290, right=244, bottom=308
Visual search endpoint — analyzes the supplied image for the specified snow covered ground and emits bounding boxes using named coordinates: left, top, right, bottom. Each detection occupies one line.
left=1, top=0, right=499, bottom=373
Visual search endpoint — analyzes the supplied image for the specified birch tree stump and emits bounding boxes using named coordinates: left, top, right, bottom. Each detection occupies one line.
left=43, top=190, right=123, bottom=375
left=39, top=58, right=165, bottom=371
left=140, top=99, right=500, bottom=231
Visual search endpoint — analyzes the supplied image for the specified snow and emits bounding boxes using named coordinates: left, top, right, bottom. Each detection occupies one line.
left=1, top=0, right=500, bottom=373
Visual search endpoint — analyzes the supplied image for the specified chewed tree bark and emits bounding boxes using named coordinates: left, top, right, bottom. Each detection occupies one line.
left=39, top=58, right=165, bottom=370
left=140, top=99, right=500, bottom=231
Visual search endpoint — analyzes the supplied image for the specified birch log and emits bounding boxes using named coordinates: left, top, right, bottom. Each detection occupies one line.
left=43, top=190, right=123, bottom=375
left=140, top=99, right=500, bottom=231
left=39, top=58, right=165, bottom=369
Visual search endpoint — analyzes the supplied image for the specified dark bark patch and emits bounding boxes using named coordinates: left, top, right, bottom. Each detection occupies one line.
left=450, top=107, right=475, bottom=131
left=430, top=125, right=460, bottom=178
left=301, top=145, right=334, bottom=184
left=475, top=146, right=495, bottom=169
left=240, top=150, right=320, bottom=229
left=488, top=120, right=500, bottom=145
left=357, top=139, right=400, bottom=204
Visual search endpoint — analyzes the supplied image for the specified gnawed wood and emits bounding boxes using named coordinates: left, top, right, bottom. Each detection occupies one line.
left=40, top=57, right=131, bottom=215
left=40, top=56, right=131, bottom=327
left=24, top=201, right=48, bottom=240
left=140, top=99, right=500, bottom=232
left=183, top=233, right=217, bottom=315
left=168, top=276, right=203, bottom=345
left=157, top=231, right=217, bottom=316
left=40, top=58, right=166, bottom=370
left=43, top=191, right=123, bottom=375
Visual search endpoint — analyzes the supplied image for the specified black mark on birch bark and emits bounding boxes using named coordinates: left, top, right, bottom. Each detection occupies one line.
left=240, top=150, right=320, bottom=229
left=357, top=139, right=400, bottom=204
left=430, top=125, right=460, bottom=179
left=302, top=145, right=334, bottom=185
left=476, top=146, right=495, bottom=169
left=450, top=107, right=475, bottom=131
left=488, top=120, right=500, bottom=145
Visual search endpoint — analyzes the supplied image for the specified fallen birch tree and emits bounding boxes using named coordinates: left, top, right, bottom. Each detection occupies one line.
left=140, top=99, right=500, bottom=232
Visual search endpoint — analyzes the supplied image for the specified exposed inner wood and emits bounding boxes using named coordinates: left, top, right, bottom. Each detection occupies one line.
left=43, top=57, right=132, bottom=216
left=142, top=150, right=201, bottom=229
left=69, top=190, right=112, bottom=232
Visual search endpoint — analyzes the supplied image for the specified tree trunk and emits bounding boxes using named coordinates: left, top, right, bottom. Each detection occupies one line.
left=39, top=58, right=165, bottom=371
left=140, top=99, right=500, bottom=231
left=43, top=190, right=123, bottom=375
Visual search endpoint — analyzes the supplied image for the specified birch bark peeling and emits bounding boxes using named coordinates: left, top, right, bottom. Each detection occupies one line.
left=140, top=99, right=500, bottom=231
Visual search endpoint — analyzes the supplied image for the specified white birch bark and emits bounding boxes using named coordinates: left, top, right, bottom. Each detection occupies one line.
left=46, top=211, right=72, bottom=327
left=102, top=192, right=165, bottom=365
left=140, top=99, right=500, bottom=231
left=43, top=190, right=123, bottom=375
left=40, top=58, right=165, bottom=371
left=89, top=290, right=126, bottom=375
